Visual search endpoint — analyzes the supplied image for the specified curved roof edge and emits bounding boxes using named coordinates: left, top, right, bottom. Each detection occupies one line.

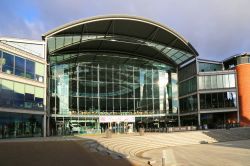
left=42, top=15, right=198, bottom=56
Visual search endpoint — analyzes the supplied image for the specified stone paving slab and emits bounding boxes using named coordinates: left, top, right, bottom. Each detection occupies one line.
left=142, top=139, right=250, bottom=166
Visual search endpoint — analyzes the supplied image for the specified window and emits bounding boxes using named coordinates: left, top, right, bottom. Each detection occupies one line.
left=205, top=94, right=212, bottom=109
left=15, top=56, right=25, bottom=77
left=2, top=52, right=14, bottom=74
left=229, top=74, right=235, bottom=88
left=198, top=76, right=204, bottom=90
left=200, top=94, right=206, bottom=109
left=0, top=78, right=44, bottom=110
left=0, top=79, right=13, bottom=106
left=200, top=92, right=237, bottom=110
left=225, top=92, right=236, bottom=107
left=223, top=75, right=230, bottom=88
left=179, top=95, right=197, bottom=113
left=218, top=93, right=224, bottom=108
left=35, top=62, right=44, bottom=82
left=13, top=82, right=25, bottom=108
left=199, top=74, right=235, bottom=90
left=199, top=62, right=222, bottom=72
left=179, top=77, right=196, bottom=96
left=0, top=51, right=44, bottom=82
left=204, top=76, right=211, bottom=89
left=26, top=60, right=35, bottom=79
left=217, top=75, right=223, bottom=88
left=25, top=85, right=34, bottom=109
left=211, top=75, right=217, bottom=89
left=211, top=93, right=218, bottom=108
left=35, top=87, right=44, bottom=110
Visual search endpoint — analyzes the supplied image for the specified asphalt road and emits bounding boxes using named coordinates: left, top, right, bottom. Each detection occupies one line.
left=0, top=140, right=136, bottom=166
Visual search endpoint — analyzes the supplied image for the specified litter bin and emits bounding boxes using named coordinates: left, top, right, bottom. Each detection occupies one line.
left=139, top=128, right=145, bottom=136
left=106, top=129, right=112, bottom=138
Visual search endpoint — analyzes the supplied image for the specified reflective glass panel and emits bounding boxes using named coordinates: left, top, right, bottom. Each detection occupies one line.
left=26, top=60, right=35, bottom=79
left=2, top=52, right=14, bottom=74
left=15, top=56, right=25, bottom=77
left=50, top=53, right=178, bottom=116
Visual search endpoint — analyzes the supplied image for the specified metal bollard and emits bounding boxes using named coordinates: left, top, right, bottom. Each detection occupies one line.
left=162, top=150, right=167, bottom=166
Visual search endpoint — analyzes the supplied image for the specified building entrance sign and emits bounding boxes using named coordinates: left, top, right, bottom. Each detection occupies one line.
left=99, top=116, right=135, bottom=123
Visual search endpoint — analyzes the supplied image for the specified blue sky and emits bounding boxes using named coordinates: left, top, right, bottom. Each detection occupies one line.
left=0, top=0, right=250, bottom=60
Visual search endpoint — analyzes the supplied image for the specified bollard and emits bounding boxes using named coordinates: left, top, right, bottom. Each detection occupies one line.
left=106, top=129, right=112, bottom=138
left=139, top=128, right=145, bottom=136
left=162, top=150, right=167, bottom=166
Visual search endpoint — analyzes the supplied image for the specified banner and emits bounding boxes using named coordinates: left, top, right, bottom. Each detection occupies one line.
left=99, top=116, right=135, bottom=123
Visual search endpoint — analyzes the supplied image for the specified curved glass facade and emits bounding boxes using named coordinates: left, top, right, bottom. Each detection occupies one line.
left=44, top=16, right=200, bottom=134
left=50, top=53, right=178, bottom=116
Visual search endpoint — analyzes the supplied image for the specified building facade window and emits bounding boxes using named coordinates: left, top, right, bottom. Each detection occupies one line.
left=15, top=56, right=25, bottom=77
left=179, top=77, right=197, bottom=97
left=0, top=50, right=45, bottom=83
left=13, top=82, right=25, bottom=108
left=26, top=60, right=35, bottom=79
left=2, top=52, right=14, bottom=74
left=199, top=92, right=237, bottom=110
left=0, top=79, right=13, bottom=107
left=199, top=62, right=222, bottom=72
left=179, top=95, right=197, bottom=113
left=198, top=74, right=236, bottom=90
left=0, top=112, right=43, bottom=139
left=0, top=79, right=44, bottom=110
left=35, top=62, right=44, bottom=82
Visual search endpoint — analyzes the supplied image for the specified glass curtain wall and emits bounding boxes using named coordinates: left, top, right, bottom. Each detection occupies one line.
left=50, top=54, right=178, bottom=116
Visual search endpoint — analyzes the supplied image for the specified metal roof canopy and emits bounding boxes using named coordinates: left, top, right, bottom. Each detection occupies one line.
left=43, top=15, right=198, bottom=66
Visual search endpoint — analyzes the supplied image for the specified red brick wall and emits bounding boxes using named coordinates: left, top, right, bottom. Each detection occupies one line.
left=236, top=64, right=250, bottom=126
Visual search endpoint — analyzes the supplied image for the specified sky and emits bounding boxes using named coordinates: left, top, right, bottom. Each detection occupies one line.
left=0, top=0, right=250, bottom=60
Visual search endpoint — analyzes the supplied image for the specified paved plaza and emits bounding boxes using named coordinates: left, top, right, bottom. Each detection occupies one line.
left=142, top=139, right=250, bottom=166
left=1, top=129, right=250, bottom=166
left=0, top=138, right=136, bottom=166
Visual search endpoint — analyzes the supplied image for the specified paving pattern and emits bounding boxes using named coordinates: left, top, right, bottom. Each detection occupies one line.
left=81, top=127, right=250, bottom=165
left=2, top=127, right=250, bottom=166
left=81, top=131, right=217, bottom=165
left=143, top=139, right=250, bottom=166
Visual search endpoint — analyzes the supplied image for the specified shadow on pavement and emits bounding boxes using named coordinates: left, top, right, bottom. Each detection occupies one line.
left=212, top=139, right=250, bottom=150
left=202, top=127, right=250, bottom=142
left=0, top=136, right=137, bottom=166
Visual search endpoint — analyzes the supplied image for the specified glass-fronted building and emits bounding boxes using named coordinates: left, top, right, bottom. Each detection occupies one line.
left=0, top=37, right=46, bottom=139
left=179, top=59, right=238, bottom=128
left=1, top=16, right=250, bottom=138
left=43, top=15, right=198, bottom=135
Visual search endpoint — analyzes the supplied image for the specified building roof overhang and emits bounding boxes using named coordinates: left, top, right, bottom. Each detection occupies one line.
left=43, top=15, right=198, bottom=66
